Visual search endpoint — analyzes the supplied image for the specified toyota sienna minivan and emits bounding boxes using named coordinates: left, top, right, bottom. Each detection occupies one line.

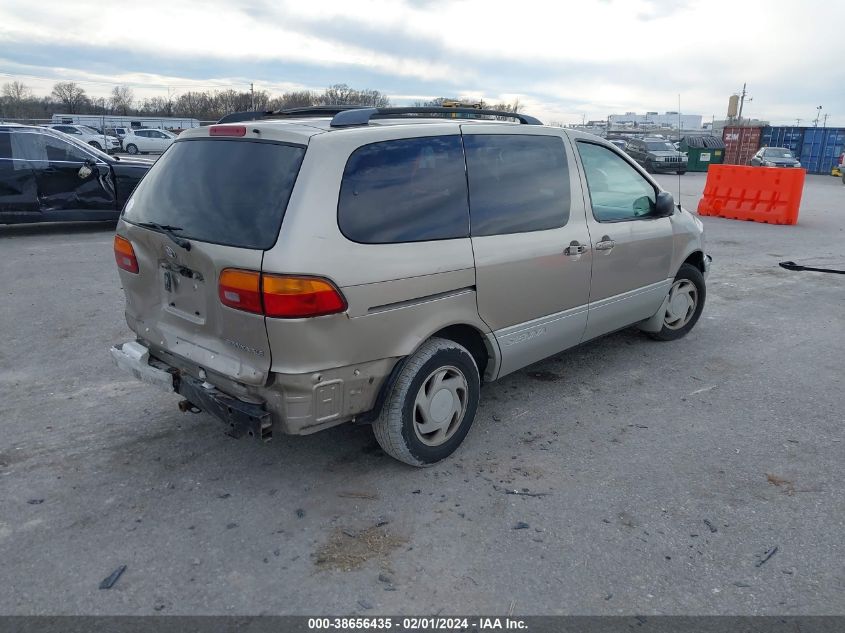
left=111, top=106, right=710, bottom=466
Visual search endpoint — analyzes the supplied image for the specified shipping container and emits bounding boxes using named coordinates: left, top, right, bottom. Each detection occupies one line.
left=722, top=126, right=763, bottom=165
left=800, top=128, right=845, bottom=174
left=761, top=127, right=805, bottom=157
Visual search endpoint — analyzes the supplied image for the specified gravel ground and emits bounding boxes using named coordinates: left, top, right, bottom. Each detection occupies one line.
left=1, top=173, right=843, bottom=615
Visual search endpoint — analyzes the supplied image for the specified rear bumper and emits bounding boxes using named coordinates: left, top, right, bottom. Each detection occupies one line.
left=111, top=340, right=398, bottom=438
left=110, top=341, right=272, bottom=440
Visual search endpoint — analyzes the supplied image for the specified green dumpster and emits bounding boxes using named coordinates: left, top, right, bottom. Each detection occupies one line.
left=680, top=135, right=726, bottom=172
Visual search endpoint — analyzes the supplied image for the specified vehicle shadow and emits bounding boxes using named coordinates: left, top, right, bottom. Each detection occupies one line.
left=0, top=220, right=117, bottom=238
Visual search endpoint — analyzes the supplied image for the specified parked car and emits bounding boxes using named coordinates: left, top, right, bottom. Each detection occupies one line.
left=122, top=129, right=177, bottom=155
left=0, top=123, right=153, bottom=224
left=839, top=152, right=845, bottom=183
left=104, top=127, right=132, bottom=141
left=749, top=147, right=801, bottom=168
left=110, top=106, right=709, bottom=466
left=608, top=139, right=628, bottom=151
left=47, top=123, right=121, bottom=153
left=625, top=137, right=688, bottom=174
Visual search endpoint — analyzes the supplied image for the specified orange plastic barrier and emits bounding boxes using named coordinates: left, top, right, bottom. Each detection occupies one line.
left=697, top=165, right=804, bottom=225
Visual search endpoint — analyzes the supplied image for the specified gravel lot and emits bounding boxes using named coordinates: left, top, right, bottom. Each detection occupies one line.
left=1, top=173, right=843, bottom=615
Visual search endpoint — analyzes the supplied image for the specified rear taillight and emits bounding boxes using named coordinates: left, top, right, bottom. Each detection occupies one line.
left=218, top=269, right=346, bottom=318
left=114, top=235, right=139, bottom=273
left=218, top=269, right=262, bottom=313
left=262, top=275, right=347, bottom=318
left=209, top=125, right=247, bottom=137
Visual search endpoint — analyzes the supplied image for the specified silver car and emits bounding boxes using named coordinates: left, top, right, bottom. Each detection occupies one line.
left=111, top=106, right=710, bottom=466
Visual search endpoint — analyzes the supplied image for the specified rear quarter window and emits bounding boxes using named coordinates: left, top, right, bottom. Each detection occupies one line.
left=463, top=134, right=570, bottom=236
left=338, top=135, right=469, bottom=243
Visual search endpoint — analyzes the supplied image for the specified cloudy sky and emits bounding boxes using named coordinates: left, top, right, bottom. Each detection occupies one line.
left=1, top=0, right=843, bottom=126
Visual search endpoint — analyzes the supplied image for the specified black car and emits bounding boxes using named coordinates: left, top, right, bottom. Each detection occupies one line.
left=625, top=137, right=688, bottom=174
left=0, top=124, right=153, bottom=224
left=749, top=147, right=801, bottom=168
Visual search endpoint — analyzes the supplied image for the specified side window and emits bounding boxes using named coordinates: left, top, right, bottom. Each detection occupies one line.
left=17, top=133, right=90, bottom=162
left=0, top=131, right=11, bottom=160
left=463, top=134, right=570, bottom=236
left=577, top=142, right=657, bottom=222
left=338, top=135, right=469, bottom=243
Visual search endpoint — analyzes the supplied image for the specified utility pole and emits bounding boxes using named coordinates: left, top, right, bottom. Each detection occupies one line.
left=737, top=82, right=751, bottom=123
left=250, top=82, right=255, bottom=111
left=814, top=106, right=822, bottom=127
left=795, top=118, right=801, bottom=126
left=823, top=113, right=829, bottom=128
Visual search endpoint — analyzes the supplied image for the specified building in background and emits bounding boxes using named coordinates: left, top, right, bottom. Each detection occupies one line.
left=608, top=111, right=703, bottom=129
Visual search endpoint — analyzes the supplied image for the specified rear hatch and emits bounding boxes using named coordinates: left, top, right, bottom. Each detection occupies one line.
left=117, top=136, right=306, bottom=386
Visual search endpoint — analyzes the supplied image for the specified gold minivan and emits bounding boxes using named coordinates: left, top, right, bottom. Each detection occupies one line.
left=111, top=106, right=710, bottom=466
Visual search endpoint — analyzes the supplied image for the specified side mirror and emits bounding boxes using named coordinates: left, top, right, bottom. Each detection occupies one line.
left=655, top=191, right=675, bottom=217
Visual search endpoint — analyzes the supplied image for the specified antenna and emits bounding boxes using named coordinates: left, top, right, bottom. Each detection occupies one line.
left=677, top=94, right=682, bottom=211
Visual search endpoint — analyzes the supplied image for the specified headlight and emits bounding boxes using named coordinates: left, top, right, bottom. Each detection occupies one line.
left=763, top=160, right=775, bottom=166
left=794, top=162, right=801, bottom=167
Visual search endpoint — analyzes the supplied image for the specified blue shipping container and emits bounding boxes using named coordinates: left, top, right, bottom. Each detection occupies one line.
left=760, top=126, right=804, bottom=156
left=800, top=127, right=845, bottom=174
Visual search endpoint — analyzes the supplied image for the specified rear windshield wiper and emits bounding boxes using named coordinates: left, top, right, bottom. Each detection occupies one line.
left=136, top=221, right=191, bottom=251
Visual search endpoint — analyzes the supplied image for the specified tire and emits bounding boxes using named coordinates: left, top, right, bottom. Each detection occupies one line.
left=372, top=338, right=480, bottom=467
left=126, top=144, right=139, bottom=155
left=88, top=141, right=102, bottom=150
left=648, top=263, right=706, bottom=342
left=677, top=170, right=687, bottom=175
left=644, top=162, right=654, bottom=173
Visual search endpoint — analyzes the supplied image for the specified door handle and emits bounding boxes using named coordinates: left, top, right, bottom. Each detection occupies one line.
left=564, top=241, right=588, bottom=256
left=595, top=236, right=616, bottom=251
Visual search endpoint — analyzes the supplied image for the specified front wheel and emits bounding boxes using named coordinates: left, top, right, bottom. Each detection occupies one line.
left=88, top=141, right=102, bottom=150
left=125, top=144, right=138, bottom=155
left=373, top=338, right=480, bottom=467
left=648, top=263, right=706, bottom=341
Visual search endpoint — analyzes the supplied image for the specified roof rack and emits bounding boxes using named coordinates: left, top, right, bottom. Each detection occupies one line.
left=330, top=107, right=542, bottom=127
left=217, top=106, right=365, bottom=124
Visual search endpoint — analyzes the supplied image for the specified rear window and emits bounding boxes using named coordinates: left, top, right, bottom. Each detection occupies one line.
left=123, top=139, right=305, bottom=250
left=463, top=134, right=570, bottom=236
left=338, top=135, right=469, bottom=243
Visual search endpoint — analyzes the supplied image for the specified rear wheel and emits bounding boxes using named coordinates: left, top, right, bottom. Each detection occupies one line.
left=648, top=263, right=706, bottom=341
left=126, top=144, right=138, bottom=155
left=372, top=338, right=480, bottom=467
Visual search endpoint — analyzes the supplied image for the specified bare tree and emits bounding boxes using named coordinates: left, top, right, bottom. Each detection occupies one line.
left=1, top=81, right=34, bottom=118
left=51, top=81, right=88, bottom=113
left=268, top=90, right=318, bottom=111
left=110, top=85, right=134, bottom=115
left=319, top=84, right=390, bottom=107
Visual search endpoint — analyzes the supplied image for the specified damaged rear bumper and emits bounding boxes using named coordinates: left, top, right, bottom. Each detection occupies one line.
left=110, top=341, right=272, bottom=441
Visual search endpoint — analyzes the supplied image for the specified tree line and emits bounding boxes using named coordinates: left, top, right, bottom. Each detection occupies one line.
left=1, top=80, right=524, bottom=122
left=0, top=81, right=391, bottom=121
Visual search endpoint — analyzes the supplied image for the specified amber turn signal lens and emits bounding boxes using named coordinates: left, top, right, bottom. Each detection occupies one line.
left=113, top=235, right=139, bottom=274
left=218, top=269, right=262, bottom=314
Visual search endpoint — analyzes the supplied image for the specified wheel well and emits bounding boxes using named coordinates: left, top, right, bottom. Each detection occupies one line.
left=683, top=251, right=705, bottom=274
left=431, top=324, right=490, bottom=380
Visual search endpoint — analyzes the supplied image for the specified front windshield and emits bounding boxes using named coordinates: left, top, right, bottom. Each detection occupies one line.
left=48, top=129, right=112, bottom=162
left=646, top=141, right=676, bottom=151
left=765, top=148, right=793, bottom=158
left=79, top=125, right=103, bottom=135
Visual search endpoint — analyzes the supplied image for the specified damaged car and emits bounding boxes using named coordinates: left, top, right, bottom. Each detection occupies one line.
left=0, top=123, right=153, bottom=224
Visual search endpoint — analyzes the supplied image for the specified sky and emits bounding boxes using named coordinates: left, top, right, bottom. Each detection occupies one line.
left=1, top=0, right=843, bottom=126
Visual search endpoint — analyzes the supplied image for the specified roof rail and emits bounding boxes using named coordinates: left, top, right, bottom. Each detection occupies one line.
left=217, top=105, right=369, bottom=124
left=330, top=107, right=543, bottom=128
